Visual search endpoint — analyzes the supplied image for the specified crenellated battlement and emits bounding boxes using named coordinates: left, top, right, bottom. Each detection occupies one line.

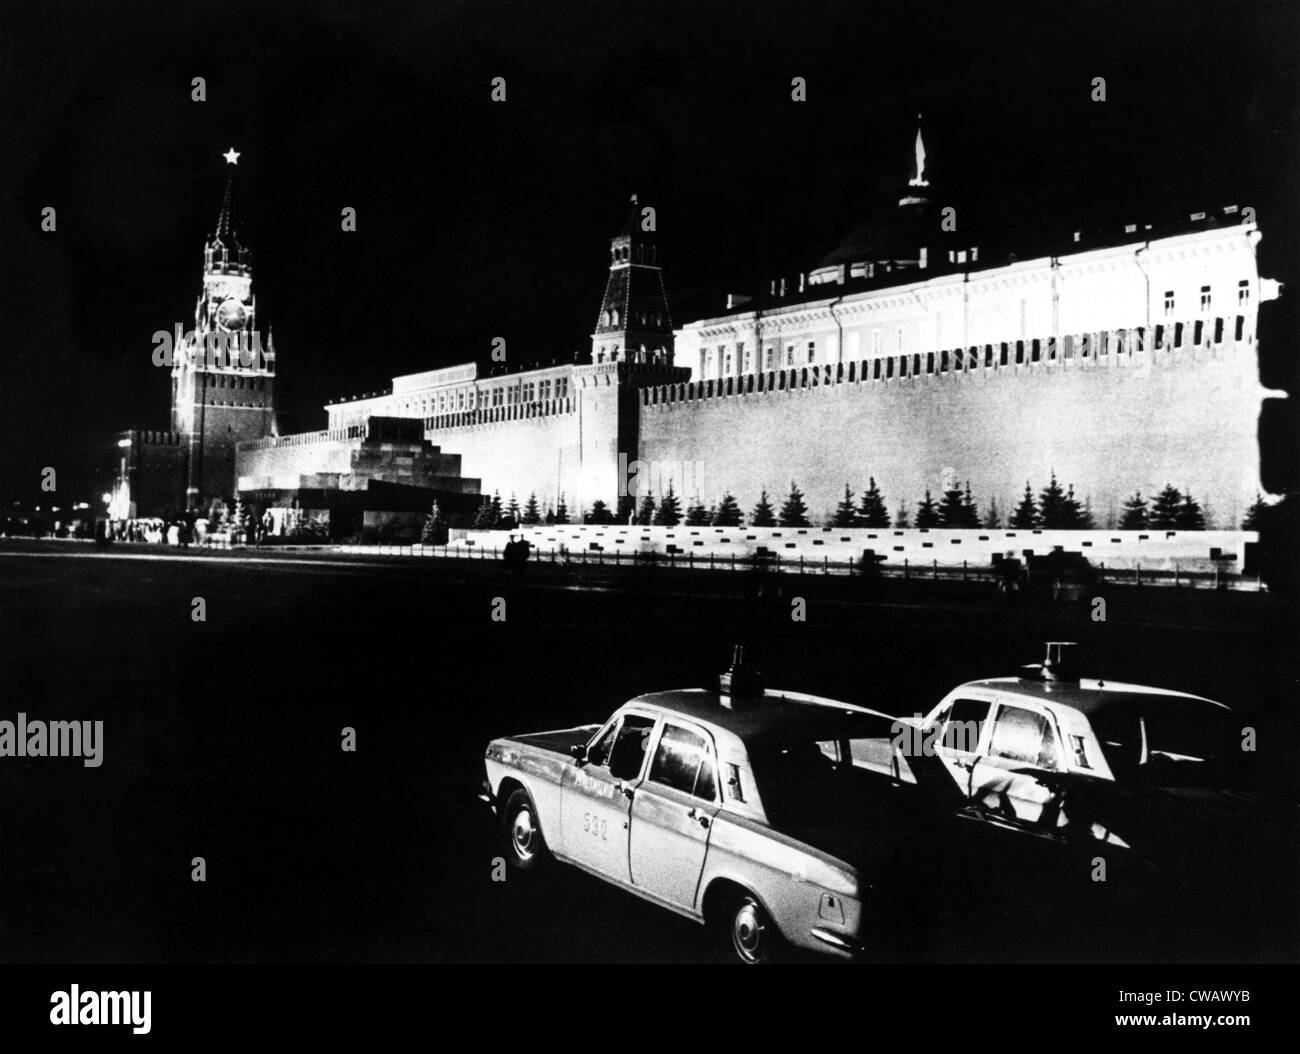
left=640, top=314, right=1258, bottom=410
left=420, top=396, right=578, bottom=434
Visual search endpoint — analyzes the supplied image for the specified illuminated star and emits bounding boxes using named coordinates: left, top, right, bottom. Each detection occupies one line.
left=223, top=147, right=241, bottom=165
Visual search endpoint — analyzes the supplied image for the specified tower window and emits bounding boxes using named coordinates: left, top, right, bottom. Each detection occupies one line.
left=1200, top=285, right=1212, bottom=311
left=807, top=341, right=816, bottom=363
left=786, top=345, right=794, bottom=366
left=1164, top=290, right=1175, bottom=315
left=1238, top=279, right=1250, bottom=305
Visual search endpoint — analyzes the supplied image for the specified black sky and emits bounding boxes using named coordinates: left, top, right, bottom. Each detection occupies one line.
left=1, top=0, right=1297, bottom=502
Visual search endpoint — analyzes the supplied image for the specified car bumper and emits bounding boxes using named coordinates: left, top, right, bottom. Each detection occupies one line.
left=809, top=926, right=865, bottom=959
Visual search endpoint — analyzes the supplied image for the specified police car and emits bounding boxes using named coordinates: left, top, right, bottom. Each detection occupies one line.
left=481, top=650, right=963, bottom=963
left=894, top=643, right=1254, bottom=861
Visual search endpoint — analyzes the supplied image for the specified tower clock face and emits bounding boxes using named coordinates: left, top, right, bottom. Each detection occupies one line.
left=215, top=299, right=248, bottom=332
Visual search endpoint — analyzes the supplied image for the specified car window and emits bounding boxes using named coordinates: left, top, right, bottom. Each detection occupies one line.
left=649, top=724, right=717, bottom=801
left=608, top=715, right=655, bottom=780
left=989, top=705, right=1058, bottom=769
left=586, top=720, right=620, bottom=767
left=942, top=699, right=989, bottom=752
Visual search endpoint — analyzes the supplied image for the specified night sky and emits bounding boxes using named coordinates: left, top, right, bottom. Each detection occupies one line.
left=1, top=0, right=1296, bottom=503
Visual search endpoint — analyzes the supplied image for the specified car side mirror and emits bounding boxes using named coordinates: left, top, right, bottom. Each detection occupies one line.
left=570, top=744, right=588, bottom=764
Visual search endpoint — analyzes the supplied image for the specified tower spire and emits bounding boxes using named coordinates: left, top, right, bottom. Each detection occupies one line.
left=908, top=114, right=929, bottom=188
left=215, top=171, right=235, bottom=238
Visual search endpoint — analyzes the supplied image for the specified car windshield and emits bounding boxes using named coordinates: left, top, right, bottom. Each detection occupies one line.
left=748, top=712, right=901, bottom=828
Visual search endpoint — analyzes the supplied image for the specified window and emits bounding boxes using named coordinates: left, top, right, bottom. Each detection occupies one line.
left=785, top=345, right=794, bottom=366
left=941, top=699, right=989, bottom=752
left=649, top=724, right=717, bottom=800
left=1238, top=279, right=1250, bottom=305
left=871, top=329, right=881, bottom=357
left=1200, top=285, right=1212, bottom=311
left=989, top=706, right=1058, bottom=769
left=738, top=343, right=747, bottom=372
left=592, top=714, right=656, bottom=780
left=1164, top=290, right=1175, bottom=315
left=807, top=340, right=816, bottom=363
left=724, top=349, right=733, bottom=375
left=764, top=346, right=774, bottom=369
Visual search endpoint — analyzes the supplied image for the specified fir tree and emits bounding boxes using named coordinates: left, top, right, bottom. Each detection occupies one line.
left=1038, top=472, right=1068, bottom=528
left=1175, top=490, right=1206, bottom=530
left=616, top=495, right=636, bottom=524
left=1010, top=482, right=1038, bottom=529
left=586, top=499, right=614, bottom=525
left=1061, top=484, right=1090, bottom=528
left=857, top=477, right=890, bottom=527
left=421, top=501, right=447, bottom=544
left=653, top=483, right=682, bottom=526
left=832, top=485, right=858, bottom=527
left=984, top=496, right=1002, bottom=529
left=1241, top=492, right=1269, bottom=531
left=915, top=489, right=941, bottom=528
left=938, top=485, right=966, bottom=527
left=505, top=493, right=521, bottom=527
left=554, top=493, right=570, bottom=525
left=894, top=502, right=910, bottom=528
left=684, top=498, right=711, bottom=526
left=960, top=483, right=982, bottom=528
left=233, top=496, right=251, bottom=541
left=544, top=506, right=555, bottom=526
left=636, top=492, right=657, bottom=525
left=1149, top=484, right=1183, bottom=529
left=778, top=482, right=810, bottom=527
left=471, top=496, right=495, bottom=530
left=489, top=491, right=503, bottom=529
left=713, top=493, right=743, bottom=527
left=1119, top=491, right=1148, bottom=530
left=522, top=493, right=541, bottom=525
left=750, top=489, right=777, bottom=527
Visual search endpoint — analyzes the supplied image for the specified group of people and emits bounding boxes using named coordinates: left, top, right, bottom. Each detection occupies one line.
left=503, top=533, right=533, bottom=572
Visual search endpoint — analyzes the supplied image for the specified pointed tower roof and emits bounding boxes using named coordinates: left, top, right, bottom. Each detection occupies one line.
left=206, top=151, right=251, bottom=275
left=590, top=194, right=675, bottom=365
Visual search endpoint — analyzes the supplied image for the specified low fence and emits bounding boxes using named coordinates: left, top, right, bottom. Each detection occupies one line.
left=333, top=542, right=1263, bottom=591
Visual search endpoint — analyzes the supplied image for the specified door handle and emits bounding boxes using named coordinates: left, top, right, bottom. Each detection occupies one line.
left=687, top=808, right=711, bottom=829
left=618, top=783, right=634, bottom=800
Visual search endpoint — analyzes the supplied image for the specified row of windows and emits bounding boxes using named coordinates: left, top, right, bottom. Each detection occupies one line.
left=1164, top=279, right=1251, bottom=316
left=392, top=378, right=570, bottom=417
left=202, top=374, right=267, bottom=391
left=704, top=340, right=820, bottom=377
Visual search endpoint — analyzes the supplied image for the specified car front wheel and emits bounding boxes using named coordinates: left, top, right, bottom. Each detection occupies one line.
left=501, top=788, right=548, bottom=872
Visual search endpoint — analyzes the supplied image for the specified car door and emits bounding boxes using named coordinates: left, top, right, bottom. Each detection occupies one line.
left=559, top=712, right=656, bottom=883
left=969, top=702, right=1064, bottom=827
left=932, top=697, right=993, bottom=799
left=628, top=721, right=721, bottom=910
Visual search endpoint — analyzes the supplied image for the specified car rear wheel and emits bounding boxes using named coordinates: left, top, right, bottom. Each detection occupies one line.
left=501, top=788, right=548, bottom=872
left=724, top=892, right=783, bottom=964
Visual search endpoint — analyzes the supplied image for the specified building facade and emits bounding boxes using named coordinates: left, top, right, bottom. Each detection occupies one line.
left=307, top=146, right=1278, bottom=528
